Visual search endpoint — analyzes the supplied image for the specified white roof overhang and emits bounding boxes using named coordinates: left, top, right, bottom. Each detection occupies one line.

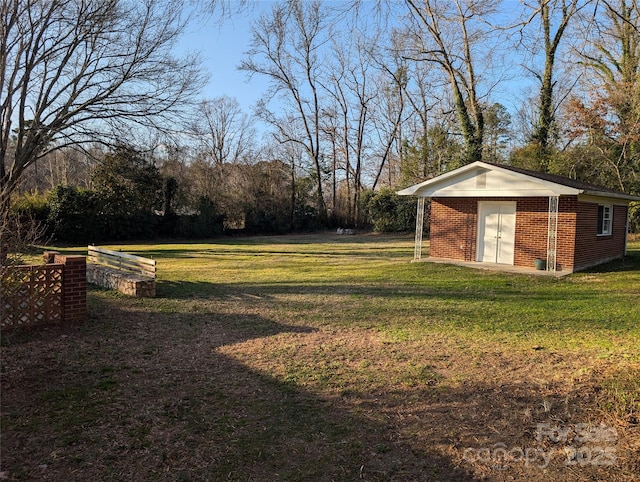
left=396, top=161, right=640, bottom=202
left=578, top=192, right=640, bottom=205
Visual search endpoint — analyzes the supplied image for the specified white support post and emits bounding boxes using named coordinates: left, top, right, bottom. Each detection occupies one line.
left=625, top=207, right=629, bottom=256
left=547, top=196, right=559, bottom=272
left=414, top=197, right=425, bottom=260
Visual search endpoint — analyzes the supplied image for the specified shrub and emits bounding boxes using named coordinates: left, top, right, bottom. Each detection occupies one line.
left=47, top=185, right=102, bottom=243
left=362, top=188, right=417, bottom=233
left=174, top=197, right=224, bottom=238
left=11, top=191, right=50, bottom=224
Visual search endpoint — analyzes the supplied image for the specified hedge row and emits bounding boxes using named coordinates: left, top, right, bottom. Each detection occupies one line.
left=11, top=186, right=420, bottom=244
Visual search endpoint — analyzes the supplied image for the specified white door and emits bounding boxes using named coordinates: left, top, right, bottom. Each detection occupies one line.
left=477, top=202, right=516, bottom=265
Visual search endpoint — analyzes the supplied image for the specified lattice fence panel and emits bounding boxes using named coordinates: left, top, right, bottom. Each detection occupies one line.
left=1, top=264, right=63, bottom=330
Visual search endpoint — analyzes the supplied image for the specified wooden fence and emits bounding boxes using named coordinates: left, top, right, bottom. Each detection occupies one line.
left=88, top=246, right=156, bottom=278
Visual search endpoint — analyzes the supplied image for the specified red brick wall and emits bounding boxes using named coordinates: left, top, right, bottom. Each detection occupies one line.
left=512, top=197, right=577, bottom=272
left=512, top=197, right=549, bottom=268
left=573, top=202, right=628, bottom=270
left=430, top=196, right=629, bottom=272
left=430, top=197, right=573, bottom=268
left=430, top=198, right=477, bottom=261
left=1, top=254, right=87, bottom=330
left=54, top=254, right=87, bottom=323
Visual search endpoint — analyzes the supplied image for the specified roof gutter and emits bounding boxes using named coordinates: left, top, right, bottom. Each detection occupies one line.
left=581, top=190, right=640, bottom=202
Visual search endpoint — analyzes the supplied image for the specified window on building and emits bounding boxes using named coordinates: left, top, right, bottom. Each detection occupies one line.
left=597, top=204, right=612, bottom=235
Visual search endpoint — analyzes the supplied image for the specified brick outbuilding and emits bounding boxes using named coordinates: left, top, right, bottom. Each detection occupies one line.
left=397, top=162, right=640, bottom=274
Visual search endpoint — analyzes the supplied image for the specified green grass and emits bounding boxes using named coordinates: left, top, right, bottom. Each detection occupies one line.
left=89, top=234, right=639, bottom=354
left=2, top=233, right=639, bottom=481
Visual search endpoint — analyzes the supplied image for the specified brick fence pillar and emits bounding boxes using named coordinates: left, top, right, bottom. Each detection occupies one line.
left=43, top=251, right=60, bottom=263
left=54, top=254, right=87, bottom=323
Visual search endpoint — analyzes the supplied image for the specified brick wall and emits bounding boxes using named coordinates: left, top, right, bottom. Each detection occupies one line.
left=430, top=196, right=629, bottom=272
left=573, top=202, right=628, bottom=271
left=430, top=196, right=571, bottom=268
left=430, top=198, right=477, bottom=261
left=1, top=263, right=63, bottom=329
left=1, top=254, right=87, bottom=330
left=512, top=197, right=548, bottom=268
left=512, top=197, right=577, bottom=272
left=54, top=254, right=87, bottom=323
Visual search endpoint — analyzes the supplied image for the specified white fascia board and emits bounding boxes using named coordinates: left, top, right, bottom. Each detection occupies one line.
left=396, top=185, right=425, bottom=195
left=428, top=188, right=573, bottom=197
left=478, top=162, right=582, bottom=195
left=397, top=161, right=581, bottom=197
left=396, top=176, right=449, bottom=195
left=396, top=163, right=483, bottom=195
left=579, top=192, right=640, bottom=205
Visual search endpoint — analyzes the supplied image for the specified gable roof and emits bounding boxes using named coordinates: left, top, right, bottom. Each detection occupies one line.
left=493, top=163, right=625, bottom=193
left=397, top=161, right=640, bottom=202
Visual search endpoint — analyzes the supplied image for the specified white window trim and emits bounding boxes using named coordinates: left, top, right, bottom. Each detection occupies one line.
left=597, top=204, right=612, bottom=236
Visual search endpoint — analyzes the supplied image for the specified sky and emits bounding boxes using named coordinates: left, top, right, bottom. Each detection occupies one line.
left=176, top=3, right=274, bottom=114
left=174, top=1, right=540, bottom=133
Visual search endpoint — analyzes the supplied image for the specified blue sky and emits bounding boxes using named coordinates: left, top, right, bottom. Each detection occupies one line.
left=176, top=3, right=273, bottom=113
left=175, top=1, right=539, bottom=128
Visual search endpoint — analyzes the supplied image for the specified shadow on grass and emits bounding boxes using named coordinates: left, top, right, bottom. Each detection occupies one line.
left=157, top=278, right=601, bottom=303
left=142, top=247, right=412, bottom=262
left=82, top=233, right=414, bottom=260
left=579, top=251, right=640, bottom=273
left=1, top=295, right=478, bottom=481
left=154, top=277, right=638, bottom=336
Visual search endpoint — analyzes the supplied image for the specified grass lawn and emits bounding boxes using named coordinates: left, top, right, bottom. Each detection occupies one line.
left=2, top=233, right=639, bottom=481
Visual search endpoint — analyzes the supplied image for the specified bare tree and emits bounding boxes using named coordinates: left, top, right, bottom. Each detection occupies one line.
left=321, top=29, right=378, bottom=224
left=403, top=0, right=496, bottom=165
left=564, top=0, right=639, bottom=191
left=391, top=30, right=444, bottom=180
left=523, top=0, right=588, bottom=158
left=240, top=0, right=330, bottom=221
left=192, top=96, right=255, bottom=166
left=582, top=0, right=639, bottom=84
left=367, top=31, right=411, bottom=190
left=322, top=53, right=351, bottom=223
left=370, top=66, right=407, bottom=189
left=319, top=106, right=340, bottom=221
left=1, top=0, right=204, bottom=228
left=0, top=208, right=47, bottom=270
left=263, top=138, right=307, bottom=228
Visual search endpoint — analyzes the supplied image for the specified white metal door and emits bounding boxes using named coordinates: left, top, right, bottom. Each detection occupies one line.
left=477, top=202, right=516, bottom=265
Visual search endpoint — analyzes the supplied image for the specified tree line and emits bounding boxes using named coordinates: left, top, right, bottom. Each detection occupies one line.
left=11, top=142, right=416, bottom=243
left=2, top=0, right=639, bottom=250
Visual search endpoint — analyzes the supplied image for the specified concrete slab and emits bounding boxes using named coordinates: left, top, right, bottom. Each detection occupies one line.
left=413, top=257, right=571, bottom=277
